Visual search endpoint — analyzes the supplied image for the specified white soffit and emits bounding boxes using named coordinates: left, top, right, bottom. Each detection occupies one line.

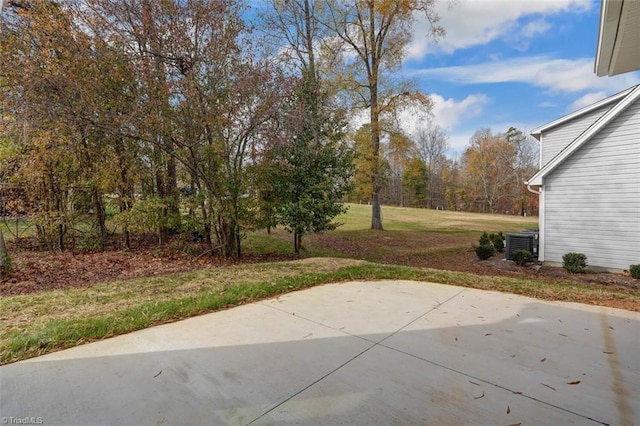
left=596, top=0, right=640, bottom=77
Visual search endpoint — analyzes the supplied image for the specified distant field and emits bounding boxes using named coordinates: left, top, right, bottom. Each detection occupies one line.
left=243, top=204, right=540, bottom=271
left=334, top=203, right=538, bottom=233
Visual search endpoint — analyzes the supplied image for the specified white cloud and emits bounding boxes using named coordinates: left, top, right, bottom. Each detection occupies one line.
left=446, top=120, right=540, bottom=155
left=521, top=18, right=552, bottom=39
left=537, top=101, right=556, bottom=108
left=567, top=91, right=608, bottom=111
left=411, top=56, right=640, bottom=94
left=397, top=93, right=489, bottom=154
left=447, top=131, right=474, bottom=155
left=394, top=93, right=489, bottom=136
left=348, top=93, right=490, bottom=154
left=405, top=0, right=591, bottom=60
left=430, top=93, right=490, bottom=129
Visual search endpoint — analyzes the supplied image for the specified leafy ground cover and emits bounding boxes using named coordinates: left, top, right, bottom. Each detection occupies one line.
left=1, top=204, right=638, bottom=364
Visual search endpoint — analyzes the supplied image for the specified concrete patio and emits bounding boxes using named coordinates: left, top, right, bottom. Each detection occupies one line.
left=1, top=280, right=638, bottom=425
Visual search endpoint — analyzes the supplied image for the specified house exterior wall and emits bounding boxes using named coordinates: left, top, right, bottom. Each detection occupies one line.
left=540, top=104, right=613, bottom=167
left=542, top=99, right=640, bottom=271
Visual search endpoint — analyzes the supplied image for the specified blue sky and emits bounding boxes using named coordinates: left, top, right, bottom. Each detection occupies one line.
left=399, top=0, right=640, bottom=155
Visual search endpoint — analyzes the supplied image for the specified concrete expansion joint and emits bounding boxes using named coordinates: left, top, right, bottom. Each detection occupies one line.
left=248, top=286, right=471, bottom=425
left=378, top=342, right=609, bottom=426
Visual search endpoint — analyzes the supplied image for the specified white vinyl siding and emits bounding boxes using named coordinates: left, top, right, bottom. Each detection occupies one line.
left=540, top=104, right=614, bottom=167
left=542, top=100, right=640, bottom=270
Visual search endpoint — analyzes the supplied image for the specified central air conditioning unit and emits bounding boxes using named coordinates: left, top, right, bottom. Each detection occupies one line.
left=506, top=230, right=539, bottom=260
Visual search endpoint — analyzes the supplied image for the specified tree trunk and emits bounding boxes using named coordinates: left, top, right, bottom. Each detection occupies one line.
left=201, top=200, right=212, bottom=246
left=370, top=92, right=383, bottom=230
left=369, top=2, right=383, bottom=230
left=56, top=188, right=65, bottom=251
left=117, top=156, right=132, bottom=249
left=294, top=231, right=302, bottom=255
left=235, top=227, right=241, bottom=260
left=92, top=186, right=107, bottom=249
left=166, top=155, right=180, bottom=230
left=0, top=228, right=9, bottom=278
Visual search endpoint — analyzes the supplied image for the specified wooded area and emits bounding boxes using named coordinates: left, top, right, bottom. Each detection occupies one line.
left=0, top=0, right=538, bottom=258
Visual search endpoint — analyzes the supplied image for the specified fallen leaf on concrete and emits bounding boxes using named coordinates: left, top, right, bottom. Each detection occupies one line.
left=507, top=405, right=511, bottom=414
left=473, top=391, right=485, bottom=399
left=541, top=357, right=546, bottom=362
left=154, top=370, right=162, bottom=378
left=566, top=380, right=581, bottom=385
left=485, top=333, right=492, bottom=336
left=541, top=383, right=556, bottom=391
left=508, top=423, right=522, bottom=426
left=609, top=326, right=614, bottom=330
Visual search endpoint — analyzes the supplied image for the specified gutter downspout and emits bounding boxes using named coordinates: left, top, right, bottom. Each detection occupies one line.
left=526, top=181, right=543, bottom=262
left=526, top=183, right=540, bottom=195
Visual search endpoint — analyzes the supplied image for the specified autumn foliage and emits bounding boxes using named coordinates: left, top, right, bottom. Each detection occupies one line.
left=0, top=0, right=352, bottom=257
left=0, top=1, right=538, bottom=260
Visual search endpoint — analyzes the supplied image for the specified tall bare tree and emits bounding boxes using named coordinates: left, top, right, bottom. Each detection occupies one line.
left=415, top=122, right=449, bottom=208
left=319, top=0, right=444, bottom=230
left=505, top=127, right=539, bottom=215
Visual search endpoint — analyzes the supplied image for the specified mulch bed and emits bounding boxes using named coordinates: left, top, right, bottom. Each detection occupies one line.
left=1, top=234, right=638, bottom=297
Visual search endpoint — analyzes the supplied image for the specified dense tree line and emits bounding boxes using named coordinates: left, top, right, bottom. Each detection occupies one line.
left=0, top=0, right=537, bottom=258
left=0, top=0, right=353, bottom=256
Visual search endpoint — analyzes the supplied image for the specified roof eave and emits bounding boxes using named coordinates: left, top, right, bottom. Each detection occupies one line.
left=529, top=87, right=632, bottom=136
left=528, top=84, right=640, bottom=186
left=595, top=0, right=622, bottom=77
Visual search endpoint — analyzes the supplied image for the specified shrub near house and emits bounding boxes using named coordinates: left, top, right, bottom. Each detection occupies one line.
left=563, top=252, right=587, bottom=274
left=630, top=264, right=640, bottom=279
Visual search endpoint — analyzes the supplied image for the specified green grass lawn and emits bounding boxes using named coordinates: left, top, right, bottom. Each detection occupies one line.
left=0, top=217, right=36, bottom=241
left=245, top=203, right=538, bottom=258
left=335, top=203, right=538, bottom=233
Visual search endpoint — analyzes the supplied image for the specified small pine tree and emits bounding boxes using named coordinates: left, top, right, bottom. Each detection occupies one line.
left=489, top=232, right=505, bottom=253
left=475, top=244, right=495, bottom=260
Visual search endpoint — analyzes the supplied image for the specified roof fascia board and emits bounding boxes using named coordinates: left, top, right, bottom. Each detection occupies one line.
left=595, top=0, right=624, bottom=76
left=527, top=84, right=640, bottom=186
left=530, top=86, right=632, bottom=138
